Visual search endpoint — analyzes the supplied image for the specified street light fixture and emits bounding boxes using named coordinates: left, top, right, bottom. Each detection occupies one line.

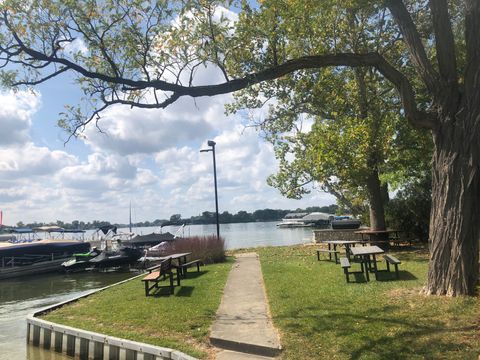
left=200, top=140, right=220, bottom=239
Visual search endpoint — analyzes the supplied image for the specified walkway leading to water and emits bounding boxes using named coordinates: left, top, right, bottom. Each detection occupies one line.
left=210, top=253, right=281, bottom=359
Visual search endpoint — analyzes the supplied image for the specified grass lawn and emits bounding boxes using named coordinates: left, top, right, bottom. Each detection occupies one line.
left=256, top=245, right=480, bottom=360
left=42, top=259, right=233, bottom=359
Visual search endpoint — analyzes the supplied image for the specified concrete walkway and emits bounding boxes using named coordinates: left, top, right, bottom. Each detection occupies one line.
left=210, top=253, right=281, bottom=359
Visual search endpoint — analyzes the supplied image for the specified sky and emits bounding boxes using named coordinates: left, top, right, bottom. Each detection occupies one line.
left=0, top=7, right=336, bottom=226
left=0, top=70, right=335, bottom=225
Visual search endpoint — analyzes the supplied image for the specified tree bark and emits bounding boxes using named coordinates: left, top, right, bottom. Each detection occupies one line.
left=425, top=104, right=480, bottom=296
left=366, top=168, right=387, bottom=231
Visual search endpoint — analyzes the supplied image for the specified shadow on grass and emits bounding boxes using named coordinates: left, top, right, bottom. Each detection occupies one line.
left=375, top=270, right=417, bottom=281
left=390, top=249, right=430, bottom=263
left=150, top=286, right=176, bottom=297
left=175, top=286, right=194, bottom=297
left=350, top=272, right=368, bottom=283
left=275, top=303, right=477, bottom=359
left=182, top=270, right=208, bottom=279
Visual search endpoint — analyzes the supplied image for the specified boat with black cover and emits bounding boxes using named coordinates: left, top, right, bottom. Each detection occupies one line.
left=87, top=247, right=141, bottom=269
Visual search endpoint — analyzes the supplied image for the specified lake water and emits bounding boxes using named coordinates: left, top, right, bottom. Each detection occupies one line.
left=126, top=221, right=315, bottom=249
left=0, top=222, right=314, bottom=359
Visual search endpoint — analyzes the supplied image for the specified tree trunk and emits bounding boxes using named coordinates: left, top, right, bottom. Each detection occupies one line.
left=366, top=168, right=386, bottom=231
left=425, top=106, right=480, bottom=296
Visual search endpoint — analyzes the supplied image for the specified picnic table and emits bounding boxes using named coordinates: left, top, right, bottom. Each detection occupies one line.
left=149, top=252, right=203, bottom=278
left=319, top=240, right=366, bottom=260
left=349, top=245, right=385, bottom=281
left=355, top=229, right=400, bottom=242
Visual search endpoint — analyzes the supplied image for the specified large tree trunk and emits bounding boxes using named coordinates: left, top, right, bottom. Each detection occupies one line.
left=425, top=105, right=480, bottom=296
left=366, top=168, right=386, bottom=231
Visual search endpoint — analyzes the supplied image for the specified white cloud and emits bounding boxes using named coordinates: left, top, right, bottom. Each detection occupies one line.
left=82, top=98, right=216, bottom=155
left=0, top=143, right=77, bottom=179
left=0, top=90, right=40, bottom=146
left=61, top=38, right=89, bottom=56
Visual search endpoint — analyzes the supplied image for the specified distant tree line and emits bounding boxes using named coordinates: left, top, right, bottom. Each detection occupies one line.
left=12, top=205, right=338, bottom=230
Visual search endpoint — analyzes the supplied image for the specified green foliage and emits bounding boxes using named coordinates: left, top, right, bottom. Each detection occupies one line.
left=228, top=2, right=431, bottom=214
left=386, top=173, right=432, bottom=242
left=227, top=2, right=433, bottom=216
left=169, top=213, right=182, bottom=223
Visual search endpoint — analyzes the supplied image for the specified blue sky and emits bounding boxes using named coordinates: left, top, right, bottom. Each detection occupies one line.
left=0, top=8, right=335, bottom=226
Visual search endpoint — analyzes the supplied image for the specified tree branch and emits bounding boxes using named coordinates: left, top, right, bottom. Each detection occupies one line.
left=13, top=66, right=68, bottom=86
left=386, top=0, right=440, bottom=94
left=464, top=0, right=480, bottom=97
left=322, top=180, right=365, bottom=216
left=163, top=53, right=436, bottom=129
left=2, top=10, right=435, bottom=130
left=429, top=0, right=458, bottom=88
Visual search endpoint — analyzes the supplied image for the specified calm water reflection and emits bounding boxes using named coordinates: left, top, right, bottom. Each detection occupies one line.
left=26, top=345, right=74, bottom=359
left=128, top=221, right=314, bottom=250
left=0, top=271, right=135, bottom=359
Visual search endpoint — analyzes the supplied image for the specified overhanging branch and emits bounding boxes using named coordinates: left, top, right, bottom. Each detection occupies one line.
left=2, top=10, right=435, bottom=130
left=386, top=0, right=440, bottom=94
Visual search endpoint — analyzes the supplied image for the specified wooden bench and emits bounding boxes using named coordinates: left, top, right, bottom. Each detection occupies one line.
left=179, top=259, right=203, bottom=278
left=383, top=254, right=401, bottom=279
left=340, top=257, right=351, bottom=282
left=141, top=258, right=180, bottom=296
left=316, top=249, right=340, bottom=263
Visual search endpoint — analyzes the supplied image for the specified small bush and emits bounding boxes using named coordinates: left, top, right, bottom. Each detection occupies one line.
left=164, top=235, right=226, bottom=264
left=386, top=174, right=431, bottom=242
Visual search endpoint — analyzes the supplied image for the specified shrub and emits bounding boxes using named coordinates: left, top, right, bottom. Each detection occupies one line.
left=164, top=235, right=226, bottom=264
left=385, top=174, right=431, bottom=242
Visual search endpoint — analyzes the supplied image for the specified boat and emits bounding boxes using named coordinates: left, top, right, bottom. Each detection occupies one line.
left=276, top=212, right=311, bottom=228
left=331, top=216, right=362, bottom=229
left=301, top=212, right=334, bottom=228
left=277, top=212, right=361, bottom=229
left=61, top=248, right=102, bottom=272
left=0, top=239, right=90, bottom=279
left=122, top=232, right=175, bottom=248
left=276, top=220, right=313, bottom=228
left=86, top=247, right=142, bottom=269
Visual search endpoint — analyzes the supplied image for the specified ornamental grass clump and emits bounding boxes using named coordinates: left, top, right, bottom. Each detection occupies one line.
left=164, top=235, right=225, bottom=264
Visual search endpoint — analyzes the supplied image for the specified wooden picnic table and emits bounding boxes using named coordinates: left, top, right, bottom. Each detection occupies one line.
left=350, top=245, right=385, bottom=281
left=147, top=252, right=191, bottom=275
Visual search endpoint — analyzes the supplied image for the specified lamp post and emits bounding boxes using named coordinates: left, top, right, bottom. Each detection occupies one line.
left=200, top=140, right=220, bottom=239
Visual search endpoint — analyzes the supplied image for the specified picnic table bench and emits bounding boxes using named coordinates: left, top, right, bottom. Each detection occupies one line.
left=178, top=259, right=204, bottom=278
left=141, top=258, right=180, bottom=296
left=339, top=257, right=366, bottom=283
left=340, top=257, right=351, bottom=282
left=316, top=248, right=340, bottom=263
left=383, top=254, right=401, bottom=279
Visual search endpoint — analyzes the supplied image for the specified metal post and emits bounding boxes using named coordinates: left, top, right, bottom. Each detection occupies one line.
left=200, top=140, right=220, bottom=239
left=211, top=143, right=220, bottom=240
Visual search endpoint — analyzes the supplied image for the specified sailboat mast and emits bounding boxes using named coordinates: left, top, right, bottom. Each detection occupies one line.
left=129, top=202, right=132, bottom=235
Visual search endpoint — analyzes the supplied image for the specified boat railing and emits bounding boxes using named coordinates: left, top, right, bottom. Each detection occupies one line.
left=0, top=253, right=71, bottom=268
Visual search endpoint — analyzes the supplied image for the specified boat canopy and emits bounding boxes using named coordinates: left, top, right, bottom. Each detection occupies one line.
left=33, top=226, right=64, bottom=232
left=99, top=225, right=117, bottom=235
left=123, top=232, right=175, bottom=247
left=301, top=212, right=334, bottom=221
left=9, top=228, right=34, bottom=233
left=283, top=212, right=308, bottom=219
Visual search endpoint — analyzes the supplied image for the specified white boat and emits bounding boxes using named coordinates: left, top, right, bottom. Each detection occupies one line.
left=276, top=213, right=311, bottom=228
left=276, top=220, right=313, bottom=228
